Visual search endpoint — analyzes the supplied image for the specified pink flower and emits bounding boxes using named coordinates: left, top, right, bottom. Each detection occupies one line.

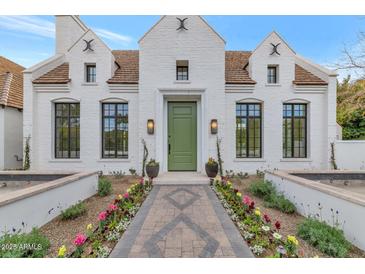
left=73, top=233, right=86, bottom=246
left=123, top=192, right=129, bottom=199
left=98, top=211, right=107, bottom=221
left=139, top=177, right=144, bottom=184
left=243, top=195, right=252, bottom=206
left=108, top=203, right=117, bottom=211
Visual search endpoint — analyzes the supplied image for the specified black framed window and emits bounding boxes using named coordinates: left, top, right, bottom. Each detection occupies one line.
left=267, top=65, right=278, bottom=84
left=236, top=103, right=262, bottom=158
left=86, top=64, right=96, bottom=82
left=176, top=66, right=188, bottom=80
left=102, top=103, right=128, bottom=158
left=55, top=103, right=80, bottom=158
left=283, top=104, right=307, bottom=158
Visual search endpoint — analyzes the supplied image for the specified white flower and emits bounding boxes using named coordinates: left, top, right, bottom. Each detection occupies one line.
left=243, top=231, right=254, bottom=240
left=261, top=225, right=270, bottom=232
left=251, top=245, right=265, bottom=255
left=273, top=232, right=282, bottom=240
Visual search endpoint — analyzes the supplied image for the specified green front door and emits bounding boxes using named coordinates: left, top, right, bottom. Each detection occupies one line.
left=168, top=102, right=197, bottom=171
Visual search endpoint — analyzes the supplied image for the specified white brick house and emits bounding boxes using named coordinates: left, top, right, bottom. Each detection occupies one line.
left=23, top=15, right=338, bottom=174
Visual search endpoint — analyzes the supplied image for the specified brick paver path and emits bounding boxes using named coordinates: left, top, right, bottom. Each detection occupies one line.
left=110, top=185, right=253, bottom=258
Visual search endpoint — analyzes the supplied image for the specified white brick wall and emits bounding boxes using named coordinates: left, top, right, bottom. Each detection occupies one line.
left=23, top=16, right=337, bottom=174
left=0, top=107, right=23, bottom=170
left=139, top=16, right=225, bottom=172
left=224, top=32, right=334, bottom=173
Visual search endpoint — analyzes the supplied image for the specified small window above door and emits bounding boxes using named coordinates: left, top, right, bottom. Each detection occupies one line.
left=176, top=60, right=189, bottom=81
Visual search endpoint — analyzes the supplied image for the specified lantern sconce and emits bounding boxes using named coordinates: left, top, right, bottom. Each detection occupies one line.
left=210, top=119, right=218, bottom=134
left=147, top=119, right=155, bottom=134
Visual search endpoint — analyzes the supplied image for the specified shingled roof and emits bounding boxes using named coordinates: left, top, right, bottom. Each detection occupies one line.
left=0, top=56, right=24, bottom=109
left=32, top=51, right=328, bottom=87
left=32, top=63, right=70, bottom=84
left=293, top=64, right=327, bottom=86
left=225, top=51, right=256, bottom=84
left=107, top=50, right=139, bottom=84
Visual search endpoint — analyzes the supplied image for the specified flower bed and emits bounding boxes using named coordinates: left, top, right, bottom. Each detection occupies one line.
left=57, top=178, right=153, bottom=258
left=212, top=177, right=299, bottom=258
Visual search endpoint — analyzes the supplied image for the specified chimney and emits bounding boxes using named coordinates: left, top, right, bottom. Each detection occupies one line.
left=55, top=15, right=88, bottom=54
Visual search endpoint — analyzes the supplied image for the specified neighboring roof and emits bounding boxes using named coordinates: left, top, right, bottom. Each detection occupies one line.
left=0, top=56, right=24, bottom=109
left=32, top=63, right=70, bottom=84
left=225, top=51, right=256, bottom=85
left=293, top=64, right=328, bottom=86
left=107, top=50, right=139, bottom=84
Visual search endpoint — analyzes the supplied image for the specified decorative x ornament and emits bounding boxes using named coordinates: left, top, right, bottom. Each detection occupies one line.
left=83, top=39, right=94, bottom=52
left=270, top=43, right=281, bottom=55
left=176, top=17, right=188, bottom=30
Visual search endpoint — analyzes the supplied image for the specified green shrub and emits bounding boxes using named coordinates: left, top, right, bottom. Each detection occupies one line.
left=98, top=177, right=112, bottom=196
left=265, top=193, right=296, bottom=214
left=61, top=201, right=87, bottom=220
left=0, top=228, right=50, bottom=258
left=249, top=179, right=296, bottom=214
left=297, top=218, right=351, bottom=257
left=248, top=179, right=276, bottom=198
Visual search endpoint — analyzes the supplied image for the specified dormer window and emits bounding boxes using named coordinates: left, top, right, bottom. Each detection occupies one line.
left=85, top=64, right=96, bottom=83
left=267, top=65, right=278, bottom=84
left=176, top=60, right=189, bottom=80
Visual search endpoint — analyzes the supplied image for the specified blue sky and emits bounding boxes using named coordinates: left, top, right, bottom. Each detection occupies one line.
left=0, top=15, right=364, bottom=74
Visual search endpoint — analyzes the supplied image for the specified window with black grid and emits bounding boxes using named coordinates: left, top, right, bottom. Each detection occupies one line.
left=267, top=65, right=278, bottom=84
left=86, top=64, right=96, bottom=82
left=283, top=103, right=307, bottom=158
left=236, top=103, right=262, bottom=158
left=102, top=103, right=128, bottom=158
left=55, top=103, right=80, bottom=159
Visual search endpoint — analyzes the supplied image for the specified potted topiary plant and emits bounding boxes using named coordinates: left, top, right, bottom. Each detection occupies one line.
left=146, top=159, right=160, bottom=179
left=205, top=157, right=218, bottom=178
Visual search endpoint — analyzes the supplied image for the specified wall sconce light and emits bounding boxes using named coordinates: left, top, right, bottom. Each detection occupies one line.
left=147, top=119, right=155, bottom=134
left=210, top=119, right=218, bottom=134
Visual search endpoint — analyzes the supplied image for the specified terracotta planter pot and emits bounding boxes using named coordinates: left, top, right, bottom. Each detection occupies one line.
left=146, top=164, right=159, bottom=179
left=205, top=163, right=218, bottom=178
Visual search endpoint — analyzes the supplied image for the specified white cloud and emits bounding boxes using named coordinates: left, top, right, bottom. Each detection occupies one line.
left=94, top=28, right=133, bottom=45
left=0, top=16, right=54, bottom=38
left=0, top=16, right=133, bottom=46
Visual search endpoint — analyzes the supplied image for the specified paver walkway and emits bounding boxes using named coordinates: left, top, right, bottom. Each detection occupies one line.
left=110, top=185, right=253, bottom=258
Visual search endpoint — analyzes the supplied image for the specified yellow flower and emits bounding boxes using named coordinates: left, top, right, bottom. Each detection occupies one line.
left=254, top=208, right=261, bottom=217
left=118, top=194, right=123, bottom=200
left=236, top=192, right=242, bottom=198
left=86, top=223, right=93, bottom=231
left=127, top=188, right=131, bottom=193
left=287, top=235, right=299, bottom=246
left=227, top=181, right=232, bottom=188
left=58, top=245, right=67, bottom=257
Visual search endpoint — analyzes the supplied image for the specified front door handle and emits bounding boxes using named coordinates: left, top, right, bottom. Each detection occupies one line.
left=168, top=143, right=171, bottom=155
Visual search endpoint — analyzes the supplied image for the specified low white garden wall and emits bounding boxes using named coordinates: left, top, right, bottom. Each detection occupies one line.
left=265, top=170, right=365, bottom=251
left=335, top=140, right=365, bottom=170
left=0, top=171, right=98, bottom=235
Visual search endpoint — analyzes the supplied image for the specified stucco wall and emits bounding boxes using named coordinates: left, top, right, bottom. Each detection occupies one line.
left=3, top=107, right=23, bottom=169
left=0, top=172, right=98, bottom=235
left=266, top=171, right=365, bottom=251
left=0, top=109, right=4, bottom=170
left=335, top=141, right=365, bottom=170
